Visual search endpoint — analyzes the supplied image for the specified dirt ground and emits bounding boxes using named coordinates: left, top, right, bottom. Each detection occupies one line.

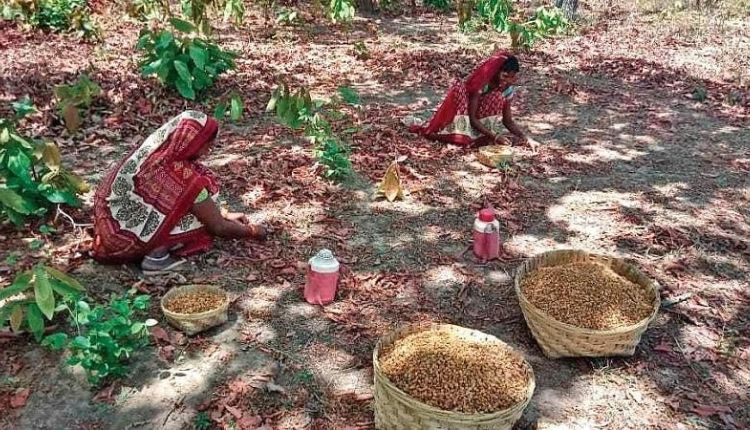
left=1, top=1, right=749, bottom=429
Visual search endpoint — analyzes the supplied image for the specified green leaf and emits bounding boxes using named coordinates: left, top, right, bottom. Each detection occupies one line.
left=45, top=267, right=85, bottom=291
left=130, top=322, right=145, bottom=335
left=0, top=271, right=33, bottom=301
left=173, top=60, right=193, bottom=85
left=175, top=78, right=196, bottom=100
left=214, top=102, right=227, bottom=120
left=42, top=189, right=79, bottom=206
left=33, top=266, right=56, bottom=320
left=12, top=97, right=37, bottom=119
left=170, top=17, right=197, bottom=33
left=26, top=304, right=45, bottom=342
left=188, top=45, right=207, bottom=70
left=230, top=94, right=243, bottom=122
left=337, top=86, right=361, bottom=106
left=7, top=147, right=32, bottom=184
left=42, top=332, right=68, bottom=349
left=71, top=335, right=91, bottom=349
left=191, top=67, right=211, bottom=91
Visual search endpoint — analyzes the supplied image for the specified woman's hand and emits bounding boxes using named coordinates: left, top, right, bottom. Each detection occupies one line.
left=246, top=224, right=270, bottom=241
left=225, top=212, right=249, bottom=223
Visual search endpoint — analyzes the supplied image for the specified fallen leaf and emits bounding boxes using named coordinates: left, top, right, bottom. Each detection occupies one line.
left=693, top=404, right=732, bottom=417
left=151, top=326, right=170, bottom=344
left=654, top=340, right=672, bottom=353
left=238, top=414, right=262, bottom=429
left=10, top=388, right=30, bottom=408
left=378, top=160, right=404, bottom=202
left=224, top=405, right=243, bottom=419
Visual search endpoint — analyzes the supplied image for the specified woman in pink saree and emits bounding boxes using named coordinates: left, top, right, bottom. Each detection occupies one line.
left=409, top=52, right=529, bottom=147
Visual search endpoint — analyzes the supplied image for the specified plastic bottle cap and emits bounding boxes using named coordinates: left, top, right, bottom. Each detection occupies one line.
left=478, top=208, right=496, bottom=222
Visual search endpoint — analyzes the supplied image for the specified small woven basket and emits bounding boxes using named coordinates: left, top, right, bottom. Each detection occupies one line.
left=373, top=324, right=535, bottom=430
left=477, top=145, right=514, bottom=169
left=514, top=250, right=660, bottom=358
left=160, top=285, right=229, bottom=336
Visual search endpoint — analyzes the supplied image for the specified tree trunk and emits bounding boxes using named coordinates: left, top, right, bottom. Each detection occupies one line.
left=555, top=0, right=578, bottom=20
left=457, top=0, right=474, bottom=27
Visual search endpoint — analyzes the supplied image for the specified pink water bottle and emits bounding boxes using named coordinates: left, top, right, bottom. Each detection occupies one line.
left=304, top=249, right=340, bottom=305
left=473, top=208, right=501, bottom=261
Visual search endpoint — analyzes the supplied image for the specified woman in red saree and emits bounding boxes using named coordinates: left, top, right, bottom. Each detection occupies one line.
left=92, top=111, right=266, bottom=273
left=409, top=51, right=529, bottom=147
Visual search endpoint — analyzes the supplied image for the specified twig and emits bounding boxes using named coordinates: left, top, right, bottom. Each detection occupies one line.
left=56, top=206, right=93, bottom=229
left=661, top=293, right=693, bottom=308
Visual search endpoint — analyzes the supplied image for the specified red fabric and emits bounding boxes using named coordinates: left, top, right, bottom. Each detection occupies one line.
left=410, top=51, right=512, bottom=146
left=92, top=117, right=220, bottom=263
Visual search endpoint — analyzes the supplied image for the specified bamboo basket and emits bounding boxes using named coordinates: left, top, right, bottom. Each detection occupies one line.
left=514, top=250, right=660, bottom=358
left=477, top=145, right=514, bottom=169
left=160, top=285, right=229, bottom=336
left=373, top=324, right=535, bottom=430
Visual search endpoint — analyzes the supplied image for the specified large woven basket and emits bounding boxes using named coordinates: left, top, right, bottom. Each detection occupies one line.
left=161, top=285, right=229, bottom=336
left=373, top=324, right=535, bottom=430
left=514, top=250, right=660, bottom=358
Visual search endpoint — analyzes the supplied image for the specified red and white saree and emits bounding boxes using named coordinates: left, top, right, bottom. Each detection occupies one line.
left=92, top=111, right=220, bottom=263
left=409, top=51, right=516, bottom=146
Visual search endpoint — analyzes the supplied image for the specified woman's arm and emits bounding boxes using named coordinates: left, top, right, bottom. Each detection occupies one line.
left=468, top=92, right=501, bottom=141
left=502, top=102, right=527, bottom=143
left=191, top=198, right=262, bottom=239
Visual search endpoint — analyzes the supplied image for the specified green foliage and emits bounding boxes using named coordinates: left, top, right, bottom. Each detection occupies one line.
left=275, top=7, right=299, bottom=25
left=137, top=19, right=237, bottom=100
left=425, top=0, right=452, bottom=11
left=329, top=0, right=355, bottom=22
left=510, top=7, right=569, bottom=50
left=352, top=40, right=369, bottom=60
left=42, top=290, right=152, bottom=385
left=2, top=0, right=99, bottom=38
left=179, top=0, right=245, bottom=34
left=213, top=92, right=244, bottom=123
left=0, top=100, right=89, bottom=224
left=466, top=0, right=569, bottom=48
left=267, top=84, right=355, bottom=181
left=193, top=411, right=211, bottom=430
left=0, top=265, right=85, bottom=341
left=692, top=85, right=707, bottom=102
left=337, top=85, right=361, bottom=106
left=54, top=74, right=101, bottom=133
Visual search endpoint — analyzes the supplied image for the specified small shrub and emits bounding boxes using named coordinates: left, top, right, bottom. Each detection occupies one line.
left=0, top=100, right=89, bottom=224
left=267, top=84, right=356, bottom=181
left=352, top=40, right=369, bottom=60
left=692, top=85, right=708, bottom=102
left=275, top=7, right=299, bottom=25
left=425, top=0, right=452, bottom=11
left=137, top=18, right=237, bottom=100
left=54, top=74, right=101, bottom=133
left=0, top=265, right=85, bottom=341
left=329, top=0, right=355, bottom=22
left=2, top=0, right=99, bottom=38
left=193, top=411, right=211, bottom=430
left=213, top=92, right=244, bottom=123
left=42, top=290, right=152, bottom=385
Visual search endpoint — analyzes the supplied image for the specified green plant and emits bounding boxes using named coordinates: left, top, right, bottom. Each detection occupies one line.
left=275, top=6, right=298, bottom=25
left=1, top=100, right=89, bottom=224
left=2, top=0, right=99, bottom=38
left=510, top=7, right=568, bottom=49
left=425, top=0, right=452, bottom=11
left=180, top=0, right=245, bottom=34
left=0, top=265, right=85, bottom=341
left=213, top=92, right=244, bottom=123
left=193, top=411, right=211, bottom=430
left=54, top=74, right=101, bottom=133
left=352, top=40, right=369, bottom=59
left=474, top=0, right=512, bottom=31
left=137, top=18, right=237, bottom=100
left=692, top=85, right=708, bottom=102
left=267, top=84, right=355, bottom=181
left=42, top=290, right=152, bottom=385
left=329, top=0, right=355, bottom=22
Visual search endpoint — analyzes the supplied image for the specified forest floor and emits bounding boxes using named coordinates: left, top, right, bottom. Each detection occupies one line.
left=1, top=1, right=749, bottom=429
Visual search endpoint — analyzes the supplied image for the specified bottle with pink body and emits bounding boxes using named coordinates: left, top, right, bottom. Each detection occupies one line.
left=473, top=208, right=501, bottom=261
left=304, top=249, right=340, bottom=305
